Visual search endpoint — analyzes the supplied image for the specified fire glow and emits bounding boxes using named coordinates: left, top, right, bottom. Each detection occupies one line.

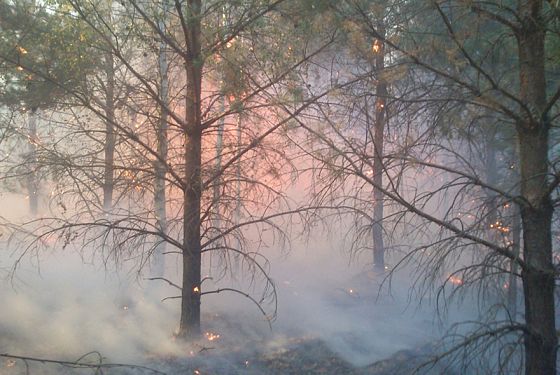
left=205, top=332, right=220, bottom=341
left=448, top=275, right=463, bottom=286
left=489, top=221, right=510, bottom=233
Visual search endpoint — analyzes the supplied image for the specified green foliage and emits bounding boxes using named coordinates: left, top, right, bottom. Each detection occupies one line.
left=0, top=0, right=98, bottom=110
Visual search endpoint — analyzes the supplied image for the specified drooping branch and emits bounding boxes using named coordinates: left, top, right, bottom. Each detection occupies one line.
left=0, top=353, right=166, bottom=374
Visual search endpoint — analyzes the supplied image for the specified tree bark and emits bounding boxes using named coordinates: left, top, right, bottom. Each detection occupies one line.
left=212, top=104, right=224, bottom=238
left=484, top=133, right=497, bottom=237
left=179, top=0, right=203, bottom=339
left=517, top=1, right=556, bottom=373
left=508, top=202, right=520, bottom=318
left=103, top=52, right=116, bottom=211
left=153, top=0, right=169, bottom=278
left=27, top=108, right=38, bottom=215
left=372, top=19, right=387, bottom=271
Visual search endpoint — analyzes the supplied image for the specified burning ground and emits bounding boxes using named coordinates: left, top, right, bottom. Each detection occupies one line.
left=0, top=248, right=471, bottom=375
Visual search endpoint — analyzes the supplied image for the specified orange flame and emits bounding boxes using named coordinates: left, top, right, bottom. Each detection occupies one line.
left=449, top=275, right=463, bottom=286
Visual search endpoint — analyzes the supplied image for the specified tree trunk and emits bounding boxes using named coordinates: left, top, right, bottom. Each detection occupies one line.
left=212, top=5, right=227, bottom=244
left=179, top=0, right=203, bottom=339
left=372, top=17, right=387, bottom=272
left=153, top=1, right=169, bottom=278
left=103, top=52, right=116, bottom=211
left=27, top=108, right=38, bottom=215
left=508, top=203, right=520, bottom=319
left=517, top=1, right=556, bottom=373
left=484, top=133, right=497, bottom=237
left=212, top=104, right=224, bottom=237
left=235, top=113, right=242, bottom=249
left=519, top=190, right=555, bottom=375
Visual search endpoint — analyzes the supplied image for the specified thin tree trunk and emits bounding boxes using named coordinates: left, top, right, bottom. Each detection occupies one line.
left=103, top=52, right=116, bottom=211
left=153, top=0, right=169, bottom=278
left=27, top=108, right=38, bottom=215
left=179, top=0, right=203, bottom=339
left=212, top=104, right=224, bottom=237
left=235, top=113, right=242, bottom=247
left=372, top=18, right=387, bottom=272
left=519, top=131, right=556, bottom=375
left=212, top=5, right=226, bottom=243
left=517, top=1, right=556, bottom=373
left=484, top=134, right=497, bottom=236
left=508, top=203, right=520, bottom=319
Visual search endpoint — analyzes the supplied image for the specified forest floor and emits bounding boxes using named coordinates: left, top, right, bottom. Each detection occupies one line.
left=148, top=336, right=447, bottom=375
left=0, top=334, right=450, bottom=375
left=0, top=265, right=464, bottom=374
left=139, top=307, right=454, bottom=375
left=0, top=304, right=454, bottom=375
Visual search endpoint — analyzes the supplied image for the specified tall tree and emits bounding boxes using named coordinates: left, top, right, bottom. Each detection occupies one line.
left=179, top=0, right=203, bottom=337
left=338, top=1, right=559, bottom=373
left=152, top=0, right=170, bottom=278
left=370, top=0, right=387, bottom=271
left=0, top=0, right=342, bottom=340
left=0, top=0, right=94, bottom=214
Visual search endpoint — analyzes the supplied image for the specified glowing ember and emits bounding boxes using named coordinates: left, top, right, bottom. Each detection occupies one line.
left=205, top=332, right=220, bottom=341
left=490, top=221, right=510, bottom=233
left=449, top=275, right=463, bottom=285
left=372, top=39, right=382, bottom=53
left=193, top=286, right=200, bottom=293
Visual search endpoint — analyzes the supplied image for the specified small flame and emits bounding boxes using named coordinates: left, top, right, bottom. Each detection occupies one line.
left=205, top=332, right=220, bottom=341
left=449, top=275, right=463, bottom=285
left=490, top=221, right=510, bottom=233
left=193, top=286, right=200, bottom=293
left=372, top=39, right=382, bottom=53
